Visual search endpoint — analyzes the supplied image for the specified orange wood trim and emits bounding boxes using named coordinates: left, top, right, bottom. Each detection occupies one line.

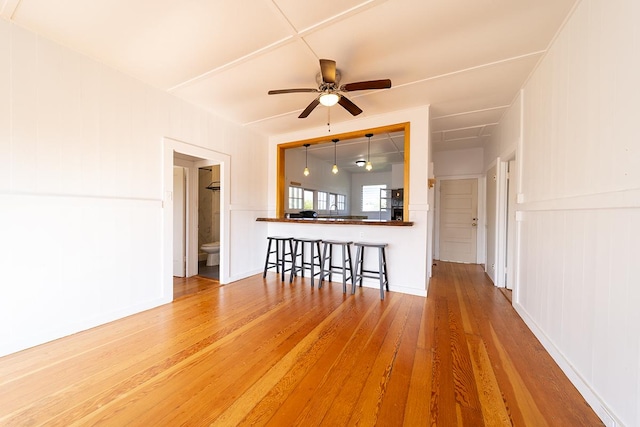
left=276, top=122, right=411, bottom=217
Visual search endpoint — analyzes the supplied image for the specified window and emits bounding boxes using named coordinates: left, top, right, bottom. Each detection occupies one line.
left=328, top=193, right=336, bottom=210
left=362, top=184, right=387, bottom=212
left=317, top=191, right=327, bottom=210
left=303, top=190, right=314, bottom=210
left=289, top=186, right=303, bottom=210
left=336, top=194, right=346, bottom=211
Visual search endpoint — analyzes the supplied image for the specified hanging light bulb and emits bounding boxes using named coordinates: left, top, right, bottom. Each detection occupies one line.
left=303, top=144, right=310, bottom=176
left=319, top=92, right=339, bottom=107
left=332, top=138, right=339, bottom=174
left=365, top=133, right=373, bottom=171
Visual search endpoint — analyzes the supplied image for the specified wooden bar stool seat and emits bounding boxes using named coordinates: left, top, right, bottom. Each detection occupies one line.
left=353, top=242, right=389, bottom=299
left=263, top=236, right=294, bottom=282
left=319, top=240, right=354, bottom=293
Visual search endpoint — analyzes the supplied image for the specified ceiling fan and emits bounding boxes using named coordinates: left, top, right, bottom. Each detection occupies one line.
left=268, top=59, right=392, bottom=118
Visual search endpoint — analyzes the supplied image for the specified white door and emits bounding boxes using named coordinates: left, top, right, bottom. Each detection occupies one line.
left=439, top=179, right=478, bottom=263
left=505, top=160, right=517, bottom=290
left=173, top=167, right=186, bottom=277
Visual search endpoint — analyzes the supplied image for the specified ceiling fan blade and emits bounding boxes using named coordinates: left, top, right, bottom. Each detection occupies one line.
left=338, top=96, right=363, bottom=116
left=268, top=88, right=318, bottom=95
left=299, top=98, right=320, bottom=118
left=320, top=59, right=336, bottom=84
left=340, top=79, right=392, bottom=92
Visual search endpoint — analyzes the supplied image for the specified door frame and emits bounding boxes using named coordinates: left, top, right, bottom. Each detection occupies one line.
left=495, top=152, right=520, bottom=290
left=172, top=166, right=186, bottom=277
left=163, top=137, right=231, bottom=299
left=434, top=174, right=485, bottom=264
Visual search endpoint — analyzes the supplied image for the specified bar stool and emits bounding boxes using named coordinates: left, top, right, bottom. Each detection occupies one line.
left=319, top=240, right=354, bottom=293
left=263, top=236, right=294, bottom=282
left=289, top=238, right=323, bottom=287
left=354, top=242, right=389, bottom=299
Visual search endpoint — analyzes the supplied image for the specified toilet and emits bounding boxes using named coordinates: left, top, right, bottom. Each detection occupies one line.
left=200, top=242, right=220, bottom=266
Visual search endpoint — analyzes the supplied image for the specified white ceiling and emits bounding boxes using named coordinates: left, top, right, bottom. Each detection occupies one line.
left=1, top=0, right=577, bottom=151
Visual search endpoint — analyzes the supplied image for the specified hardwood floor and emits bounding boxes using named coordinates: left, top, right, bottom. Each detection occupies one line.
left=0, top=263, right=602, bottom=426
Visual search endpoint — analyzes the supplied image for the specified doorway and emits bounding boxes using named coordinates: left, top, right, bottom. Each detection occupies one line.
left=197, top=165, right=221, bottom=281
left=163, top=137, right=230, bottom=300
left=438, top=178, right=478, bottom=263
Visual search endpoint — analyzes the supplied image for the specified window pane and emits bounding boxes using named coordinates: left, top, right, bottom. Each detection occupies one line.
left=289, top=186, right=303, bottom=210
left=317, top=191, right=327, bottom=210
left=329, top=194, right=336, bottom=210
left=337, top=194, right=346, bottom=211
left=303, top=190, right=314, bottom=210
left=362, top=184, right=386, bottom=212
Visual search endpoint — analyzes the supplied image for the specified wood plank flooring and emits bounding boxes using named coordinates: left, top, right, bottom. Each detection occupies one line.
left=0, top=262, right=602, bottom=426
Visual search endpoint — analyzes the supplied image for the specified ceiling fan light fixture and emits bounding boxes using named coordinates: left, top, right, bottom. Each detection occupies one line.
left=319, top=92, right=340, bottom=107
left=355, top=160, right=366, bottom=167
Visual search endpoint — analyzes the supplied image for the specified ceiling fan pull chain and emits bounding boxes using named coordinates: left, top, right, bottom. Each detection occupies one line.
left=327, top=107, right=331, bottom=133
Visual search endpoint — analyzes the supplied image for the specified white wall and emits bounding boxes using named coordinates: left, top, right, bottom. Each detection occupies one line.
left=486, top=1, right=640, bottom=425
left=0, top=21, right=268, bottom=356
left=267, top=106, right=432, bottom=296
left=433, top=147, right=484, bottom=177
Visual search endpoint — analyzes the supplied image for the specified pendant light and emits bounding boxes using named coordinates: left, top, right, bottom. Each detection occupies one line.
left=303, top=144, right=310, bottom=176
left=365, top=133, right=373, bottom=171
left=331, top=138, right=339, bottom=174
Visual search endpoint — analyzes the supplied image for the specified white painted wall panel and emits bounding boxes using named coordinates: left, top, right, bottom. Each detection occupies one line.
left=10, top=24, right=38, bottom=194
left=483, top=92, right=520, bottom=171
left=518, top=209, right=640, bottom=426
left=499, top=1, right=640, bottom=425
left=0, top=21, right=268, bottom=356
left=0, top=19, right=9, bottom=192
left=433, top=147, right=483, bottom=177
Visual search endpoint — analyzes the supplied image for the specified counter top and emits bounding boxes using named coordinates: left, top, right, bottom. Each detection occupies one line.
left=256, top=217, right=413, bottom=226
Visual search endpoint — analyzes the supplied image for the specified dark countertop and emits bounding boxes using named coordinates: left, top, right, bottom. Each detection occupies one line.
left=256, top=217, right=413, bottom=226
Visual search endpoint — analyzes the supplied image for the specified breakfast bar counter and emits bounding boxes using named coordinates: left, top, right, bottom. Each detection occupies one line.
left=255, top=217, right=414, bottom=226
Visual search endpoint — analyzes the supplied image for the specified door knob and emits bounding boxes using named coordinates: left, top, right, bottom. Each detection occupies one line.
left=472, top=222, right=477, bottom=227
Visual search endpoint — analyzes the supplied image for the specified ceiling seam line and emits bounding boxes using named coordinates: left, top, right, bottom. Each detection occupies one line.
left=167, top=35, right=298, bottom=92
left=392, top=50, right=547, bottom=91
left=431, top=105, right=511, bottom=120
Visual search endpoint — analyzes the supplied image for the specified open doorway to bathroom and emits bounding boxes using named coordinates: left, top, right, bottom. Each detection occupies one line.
left=164, top=137, right=231, bottom=300
left=197, top=166, right=221, bottom=281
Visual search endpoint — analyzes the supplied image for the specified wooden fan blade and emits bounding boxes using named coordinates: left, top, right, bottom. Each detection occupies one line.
left=320, top=59, right=336, bottom=84
left=268, top=88, right=318, bottom=95
left=340, top=79, right=392, bottom=92
left=299, top=98, right=320, bottom=118
left=338, top=96, right=363, bottom=116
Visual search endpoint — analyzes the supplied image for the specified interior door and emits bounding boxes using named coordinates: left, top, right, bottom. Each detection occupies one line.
left=439, top=179, right=478, bottom=263
left=173, top=166, right=186, bottom=277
